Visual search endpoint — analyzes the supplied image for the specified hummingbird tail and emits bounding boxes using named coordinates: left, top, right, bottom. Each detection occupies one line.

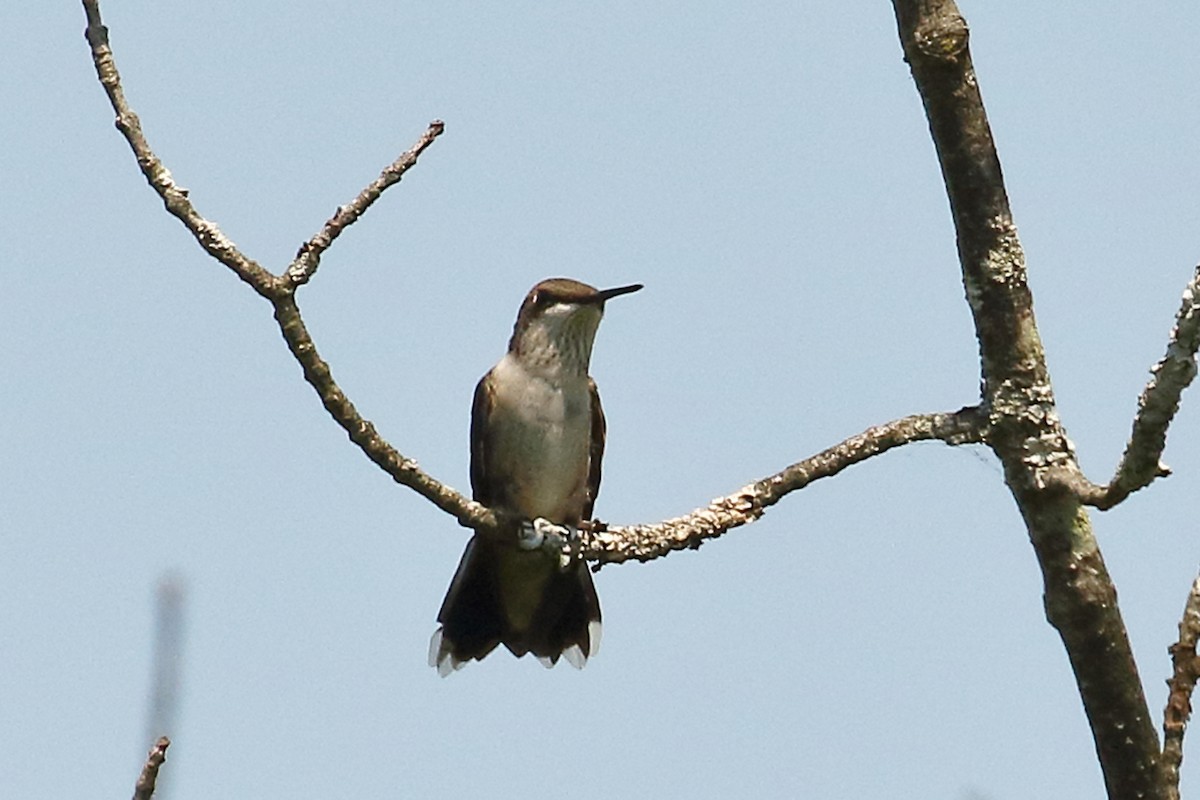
left=429, top=537, right=505, bottom=677
left=429, top=535, right=602, bottom=676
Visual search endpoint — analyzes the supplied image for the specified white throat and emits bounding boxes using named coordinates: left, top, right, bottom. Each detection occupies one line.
left=512, top=303, right=602, bottom=378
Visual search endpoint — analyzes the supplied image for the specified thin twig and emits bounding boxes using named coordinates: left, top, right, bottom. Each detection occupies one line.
left=287, top=121, right=446, bottom=287
left=1163, top=574, right=1200, bottom=800
left=131, top=737, right=170, bottom=800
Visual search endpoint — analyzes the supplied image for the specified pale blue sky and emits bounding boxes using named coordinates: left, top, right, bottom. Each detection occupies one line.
left=3, top=2, right=1200, bottom=798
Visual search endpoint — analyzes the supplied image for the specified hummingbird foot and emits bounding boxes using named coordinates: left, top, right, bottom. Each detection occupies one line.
left=520, top=518, right=581, bottom=570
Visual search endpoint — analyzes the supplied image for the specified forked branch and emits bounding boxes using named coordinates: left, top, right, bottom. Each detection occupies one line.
left=83, top=0, right=442, bottom=302
left=81, top=0, right=466, bottom=521
left=892, top=1, right=1165, bottom=796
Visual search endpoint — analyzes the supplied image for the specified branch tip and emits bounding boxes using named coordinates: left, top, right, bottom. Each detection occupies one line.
left=286, top=118, right=448, bottom=286
left=132, top=736, right=171, bottom=800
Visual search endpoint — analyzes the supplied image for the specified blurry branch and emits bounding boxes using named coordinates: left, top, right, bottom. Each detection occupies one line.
left=892, top=1, right=1165, bottom=797
left=132, top=737, right=170, bottom=800
left=1063, top=265, right=1200, bottom=510
left=80, top=0, right=988, bottom=564
left=1164, top=573, right=1200, bottom=800
left=585, top=407, right=985, bottom=566
left=145, top=576, right=185, bottom=763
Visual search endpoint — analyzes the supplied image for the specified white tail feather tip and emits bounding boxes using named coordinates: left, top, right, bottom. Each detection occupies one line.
left=427, top=628, right=444, bottom=668
left=563, top=644, right=587, bottom=669
left=588, top=620, right=602, bottom=657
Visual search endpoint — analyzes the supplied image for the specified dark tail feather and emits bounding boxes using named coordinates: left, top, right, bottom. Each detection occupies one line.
left=429, top=537, right=505, bottom=676
left=429, top=536, right=602, bottom=676
left=523, top=563, right=602, bottom=669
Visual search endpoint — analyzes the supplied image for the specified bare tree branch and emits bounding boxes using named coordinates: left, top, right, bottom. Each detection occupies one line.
left=287, top=122, right=445, bottom=288
left=891, top=2, right=1164, bottom=796
left=1164, top=573, right=1200, bottom=800
left=131, top=737, right=170, bottom=800
left=81, top=0, right=469, bottom=523
left=82, top=0, right=443, bottom=302
left=271, top=294, right=497, bottom=530
left=1070, top=265, right=1200, bottom=510
left=586, top=407, right=985, bottom=566
left=82, top=0, right=274, bottom=295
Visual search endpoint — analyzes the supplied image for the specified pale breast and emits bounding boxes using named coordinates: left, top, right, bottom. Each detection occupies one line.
left=487, top=355, right=592, bottom=522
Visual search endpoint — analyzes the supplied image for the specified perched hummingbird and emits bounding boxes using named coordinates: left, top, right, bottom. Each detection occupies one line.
left=429, top=278, right=642, bottom=676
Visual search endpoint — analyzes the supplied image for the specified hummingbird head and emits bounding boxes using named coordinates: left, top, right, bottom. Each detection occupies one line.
left=508, top=278, right=642, bottom=375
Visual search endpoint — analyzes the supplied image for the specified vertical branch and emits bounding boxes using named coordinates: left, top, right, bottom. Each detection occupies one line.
left=1163, top=574, right=1200, bottom=799
left=891, top=2, right=1163, bottom=797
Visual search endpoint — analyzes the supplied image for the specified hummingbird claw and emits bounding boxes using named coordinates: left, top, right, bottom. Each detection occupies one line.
left=517, top=520, right=545, bottom=550
left=522, top=518, right=580, bottom=569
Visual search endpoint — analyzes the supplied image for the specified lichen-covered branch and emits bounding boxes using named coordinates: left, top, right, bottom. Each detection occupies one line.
left=585, top=407, right=986, bottom=565
left=1163, top=574, right=1200, bottom=800
left=131, top=737, right=170, bottom=800
left=1072, top=265, right=1200, bottom=510
left=892, top=1, right=1163, bottom=796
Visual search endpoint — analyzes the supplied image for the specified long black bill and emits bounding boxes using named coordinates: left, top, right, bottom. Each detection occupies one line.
left=595, top=283, right=643, bottom=302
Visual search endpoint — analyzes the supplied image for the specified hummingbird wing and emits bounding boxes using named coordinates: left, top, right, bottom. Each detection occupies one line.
left=584, top=377, right=606, bottom=521
left=468, top=370, right=498, bottom=506
left=430, top=371, right=504, bottom=675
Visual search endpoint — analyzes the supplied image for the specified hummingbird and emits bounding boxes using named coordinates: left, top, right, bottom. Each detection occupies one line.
left=429, top=278, right=642, bottom=676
